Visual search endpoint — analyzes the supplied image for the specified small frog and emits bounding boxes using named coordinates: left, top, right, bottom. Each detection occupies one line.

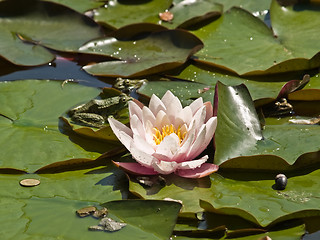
left=114, top=78, right=147, bottom=92
left=67, top=93, right=132, bottom=128
left=263, top=98, right=293, bottom=117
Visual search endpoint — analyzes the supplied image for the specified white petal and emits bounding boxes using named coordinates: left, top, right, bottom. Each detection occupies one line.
left=132, top=134, right=155, bottom=155
left=108, top=117, right=133, bottom=150
left=144, top=119, right=155, bottom=145
left=177, top=155, right=208, bottom=170
left=189, top=106, right=206, bottom=133
left=189, top=97, right=203, bottom=115
left=130, top=142, right=156, bottom=168
left=172, top=131, right=195, bottom=163
left=187, top=124, right=207, bottom=160
left=130, top=114, right=146, bottom=140
left=154, top=110, right=171, bottom=130
left=162, top=93, right=182, bottom=123
left=152, top=159, right=178, bottom=174
left=204, top=116, right=217, bottom=145
left=129, top=101, right=143, bottom=121
left=149, top=94, right=166, bottom=115
left=175, top=106, right=193, bottom=127
left=108, top=117, right=132, bottom=137
left=155, top=133, right=180, bottom=159
left=161, top=90, right=176, bottom=107
left=142, top=106, right=156, bottom=126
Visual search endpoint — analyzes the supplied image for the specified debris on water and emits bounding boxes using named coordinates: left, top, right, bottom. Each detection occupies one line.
left=19, top=178, right=40, bottom=187
left=289, top=116, right=320, bottom=125
left=88, top=217, right=127, bottom=232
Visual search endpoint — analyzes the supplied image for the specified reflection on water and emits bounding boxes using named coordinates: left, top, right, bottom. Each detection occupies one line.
left=0, top=56, right=111, bottom=89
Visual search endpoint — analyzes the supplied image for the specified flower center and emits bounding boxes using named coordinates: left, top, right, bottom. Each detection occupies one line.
left=153, top=124, right=186, bottom=145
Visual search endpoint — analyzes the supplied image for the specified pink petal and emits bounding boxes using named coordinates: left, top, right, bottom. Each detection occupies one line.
left=129, top=101, right=143, bottom=121
left=176, top=163, right=219, bottom=178
left=155, top=133, right=180, bottom=159
left=149, top=94, right=166, bottom=116
left=113, top=161, right=158, bottom=175
left=152, top=159, right=178, bottom=174
left=189, top=97, right=203, bottom=115
left=204, top=101, right=214, bottom=122
left=177, top=155, right=208, bottom=170
left=132, top=99, right=144, bottom=109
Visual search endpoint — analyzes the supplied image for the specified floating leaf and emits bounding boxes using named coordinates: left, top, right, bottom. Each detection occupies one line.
left=138, top=79, right=214, bottom=106
left=81, top=29, right=203, bottom=77
left=130, top=168, right=320, bottom=227
left=0, top=80, right=106, bottom=172
left=160, top=0, right=223, bottom=29
left=46, top=0, right=105, bottom=13
left=101, top=200, right=182, bottom=240
left=0, top=0, right=103, bottom=66
left=193, top=1, right=320, bottom=75
left=214, top=82, right=320, bottom=171
left=93, top=0, right=172, bottom=29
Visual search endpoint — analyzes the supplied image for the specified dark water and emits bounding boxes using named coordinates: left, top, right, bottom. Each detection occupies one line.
left=0, top=55, right=111, bottom=88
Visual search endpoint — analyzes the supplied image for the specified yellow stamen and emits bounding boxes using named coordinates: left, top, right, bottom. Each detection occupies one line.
left=153, top=124, right=186, bottom=145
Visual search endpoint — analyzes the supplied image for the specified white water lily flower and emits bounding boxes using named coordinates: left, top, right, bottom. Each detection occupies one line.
left=108, top=90, right=218, bottom=178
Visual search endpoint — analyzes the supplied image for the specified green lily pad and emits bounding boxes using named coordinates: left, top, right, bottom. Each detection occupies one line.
left=213, top=0, right=271, bottom=20
left=93, top=0, right=172, bottom=29
left=214, top=82, right=320, bottom=171
left=81, top=29, right=203, bottom=77
left=101, top=200, right=182, bottom=240
left=137, top=79, right=214, bottom=106
left=129, top=174, right=211, bottom=213
left=0, top=165, right=125, bottom=201
left=0, top=165, right=128, bottom=239
left=46, top=0, right=105, bottom=13
left=0, top=80, right=109, bottom=172
left=169, top=64, right=305, bottom=101
left=130, top=168, right=320, bottom=227
left=227, top=224, right=305, bottom=240
left=0, top=0, right=103, bottom=66
left=193, top=0, right=320, bottom=75
left=160, top=0, right=223, bottom=29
